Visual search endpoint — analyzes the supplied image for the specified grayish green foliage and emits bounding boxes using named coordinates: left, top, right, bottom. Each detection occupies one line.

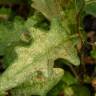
left=0, top=18, right=80, bottom=95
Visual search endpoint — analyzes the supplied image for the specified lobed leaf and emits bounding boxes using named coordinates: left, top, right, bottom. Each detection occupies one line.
left=0, top=18, right=79, bottom=95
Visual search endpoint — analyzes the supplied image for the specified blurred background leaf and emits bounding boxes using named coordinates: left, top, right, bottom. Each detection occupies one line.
left=85, top=2, right=96, bottom=16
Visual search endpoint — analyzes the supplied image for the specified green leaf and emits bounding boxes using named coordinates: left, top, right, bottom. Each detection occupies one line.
left=11, top=68, right=64, bottom=96
left=0, top=18, right=28, bottom=56
left=62, top=71, right=78, bottom=85
left=25, top=12, right=49, bottom=30
left=91, top=48, right=96, bottom=59
left=85, top=2, right=96, bottom=16
left=64, top=86, right=74, bottom=96
left=0, top=19, right=79, bottom=95
left=47, top=80, right=65, bottom=96
left=0, top=7, right=11, bottom=20
left=71, top=85, right=90, bottom=96
left=32, top=0, right=64, bottom=21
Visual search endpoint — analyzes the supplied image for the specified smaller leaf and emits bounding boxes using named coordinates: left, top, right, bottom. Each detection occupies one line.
left=64, top=86, right=74, bottom=96
left=91, top=48, right=96, bottom=59
left=0, top=7, right=11, bottom=20
left=85, top=2, right=96, bottom=16
left=71, top=85, right=90, bottom=96
left=32, top=0, right=64, bottom=21
left=62, top=71, right=78, bottom=85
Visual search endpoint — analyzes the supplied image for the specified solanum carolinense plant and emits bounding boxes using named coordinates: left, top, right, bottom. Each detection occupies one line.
left=0, top=0, right=96, bottom=96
